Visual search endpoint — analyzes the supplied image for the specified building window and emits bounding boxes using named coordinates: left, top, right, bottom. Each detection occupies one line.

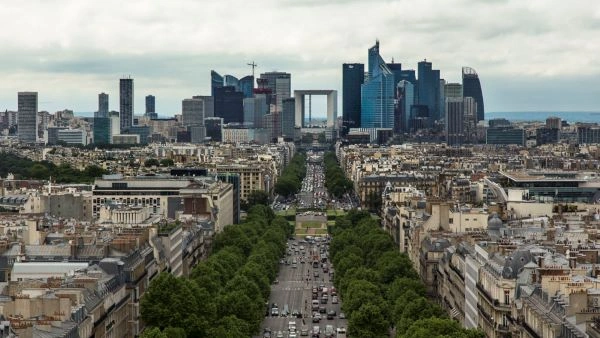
left=449, top=218, right=453, bottom=224
left=504, top=290, right=510, bottom=305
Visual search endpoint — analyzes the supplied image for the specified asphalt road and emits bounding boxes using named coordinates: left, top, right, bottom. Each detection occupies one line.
left=259, top=240, right=347, bottom=337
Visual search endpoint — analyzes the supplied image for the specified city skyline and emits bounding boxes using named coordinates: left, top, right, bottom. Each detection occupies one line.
left=0, top=0, right=599, bottom=115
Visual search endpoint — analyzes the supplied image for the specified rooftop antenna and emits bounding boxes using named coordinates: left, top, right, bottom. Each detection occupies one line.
left=247, top=61, right=258, bottom=79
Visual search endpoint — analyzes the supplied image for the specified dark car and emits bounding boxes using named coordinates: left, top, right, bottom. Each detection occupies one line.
left=327, top=310, right=336, bottom=320
left=319, top=306, right=327, bottom=314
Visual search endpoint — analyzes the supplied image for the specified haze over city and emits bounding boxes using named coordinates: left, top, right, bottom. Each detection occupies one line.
left=0, top=0, right=599, bottom=114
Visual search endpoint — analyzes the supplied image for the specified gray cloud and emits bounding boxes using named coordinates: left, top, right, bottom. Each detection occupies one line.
left=0, top=0, right=599, bottom=113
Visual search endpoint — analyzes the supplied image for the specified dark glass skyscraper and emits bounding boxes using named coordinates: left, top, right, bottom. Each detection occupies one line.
left=145, top=95, right=155, bottom=115
left=417, top=60, right=441, bottom=122
left=214, top=86, right=244, bottom=124
left=119, top=78, right=134, bottom=132
left=97, top=93, right=108, bottom=118
left=211, top=70, right=224, bottom=96
left=342, top=63, right=364, bottom=134
left=17, top=92, right=38, bottom=143
left=462, top=67, right=485, bottom=122
left=93, top=118, right=111, bottom=144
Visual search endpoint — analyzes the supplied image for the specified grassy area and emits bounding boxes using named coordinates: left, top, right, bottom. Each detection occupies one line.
left=327, top=220, right=336, bottom=226
left=298, top=221, right=324, bottom=229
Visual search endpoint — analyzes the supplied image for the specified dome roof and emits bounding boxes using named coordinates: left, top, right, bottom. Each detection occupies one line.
left=488, top=213, right=503, bottom=230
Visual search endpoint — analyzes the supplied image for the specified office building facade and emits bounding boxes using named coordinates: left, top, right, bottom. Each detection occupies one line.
left=417, top=60, right=441, bottom=121
left=182, top=98, right=204, bottom=126
left=462, top=67, right=484, bottom=122
left=444, top=83, right=463, bottom=98
left=214, top=86, right=244, bottom=124
left=93, top=118, right=111, bottom=145
left=342, top=63, right=364, bottom=134
left=17, top=92, right=38, bottom=143
left=211, top=70, right=224, bottom=96
left=145, top=95, right=155, bottom=116
left=119, top=78, right=134, bottom=132
left=397, top=80, right=415, bottom=133
left=486, top=127, right=525, bottom=146
left=97, top=92, right=109, bottom=118
left=361, top=41, right=395, bottom=129
left=239, top=75, right=254, bottom=99
left=192, top=96, right=214, bottom=118
left=281, top=98, right=295, bottom=139
left=259, top=71, right=291, bottom=112
left=57, top=129, right=87, bottom=146
left=446, top=98, right=465, bottom=146
left=205, top=117, right=223, bottom=142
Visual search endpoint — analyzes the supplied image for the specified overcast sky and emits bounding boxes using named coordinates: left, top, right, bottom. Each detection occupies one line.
left=1, top=0, right=599, bottom=116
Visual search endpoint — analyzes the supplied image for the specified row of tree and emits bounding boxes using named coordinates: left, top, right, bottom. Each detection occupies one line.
left=330, top=210, right=484, bottom=338
left=140, top=205, right=291, bottom=337
left=323, top=152, right=353, bottom=198
left=274, top=152, right=306, bottom=197
left=0, top=152, right=107, bottom=183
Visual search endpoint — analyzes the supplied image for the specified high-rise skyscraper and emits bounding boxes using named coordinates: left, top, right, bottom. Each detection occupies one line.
left=224, top=75, right=239, bottom=90
left=193, top=96, right=214, bottom=118
left=259, top=72, right=291, bottom=112
left=211, top=70, right=224, bottom=96
left=361, top=41, right=395, bottom=129
left=281, top=98, right=295, bottom=139
left=97, top=93, right=109, bottom=118
left=17, top=92, right=38, bottom=143
left=182, top=98, right=204, bottom=126
left=462, top=67, right=484, bottom=122
left=145, top=95, right=155, bottom=116
left=214, top=86, right=244, bottom=124
left=397, top=80, right=415, bottom=133
left=239, top=75, right=254, bottom=99
left=444, top=83, right=463, bottom=98
left=93, top=117, right=111, bottom=144
left=417, top=60, right=441, bottom=122
left=342, top=63, right=364, bottom=134
left=445, top=97, right=464, bottom=146
left=119, top=78, right=134, bottom=132
left=204, top=117, right=223, bottom=142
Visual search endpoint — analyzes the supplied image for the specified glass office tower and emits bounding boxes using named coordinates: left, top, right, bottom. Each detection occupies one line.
left=462, top=67, right=485, bottom=122
left=361, top=41, right=395, bottom=129
left=342, top=63, right=364, bottom=134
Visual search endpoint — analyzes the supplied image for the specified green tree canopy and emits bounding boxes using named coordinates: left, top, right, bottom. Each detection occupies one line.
left=144, top=158, right=160, bottom=167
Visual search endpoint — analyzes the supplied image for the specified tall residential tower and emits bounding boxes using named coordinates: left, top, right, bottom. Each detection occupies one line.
left=119, top=78, right=134, bottom=132
left=17, top=92, right=38, bottom=143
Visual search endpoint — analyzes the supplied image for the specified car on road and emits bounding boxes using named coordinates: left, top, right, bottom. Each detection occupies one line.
left=331, top=296, right=338, bottom=304
left=312, top=312, right=321, bottom=323
left=338, top=312, right=346, bottom=319
left=319, top=306, right=327, bottom=314
left=312, top=326, right=320, bottom=337
left=300, top=326, right=309, bottom=336
left=327, top=310, right=336, bottom=319
left=263, top=328, right=272, bottom=338
left=275, top=330, right=284, bottom=338
left=336, top=327, right=347, bottom=338
left=324, top=325, right=335, bottom=338
left=271, top=306, right=279, bottom=317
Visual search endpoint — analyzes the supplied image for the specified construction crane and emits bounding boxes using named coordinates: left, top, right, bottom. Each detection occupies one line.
left=247, top=61, right=258, bottom=78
